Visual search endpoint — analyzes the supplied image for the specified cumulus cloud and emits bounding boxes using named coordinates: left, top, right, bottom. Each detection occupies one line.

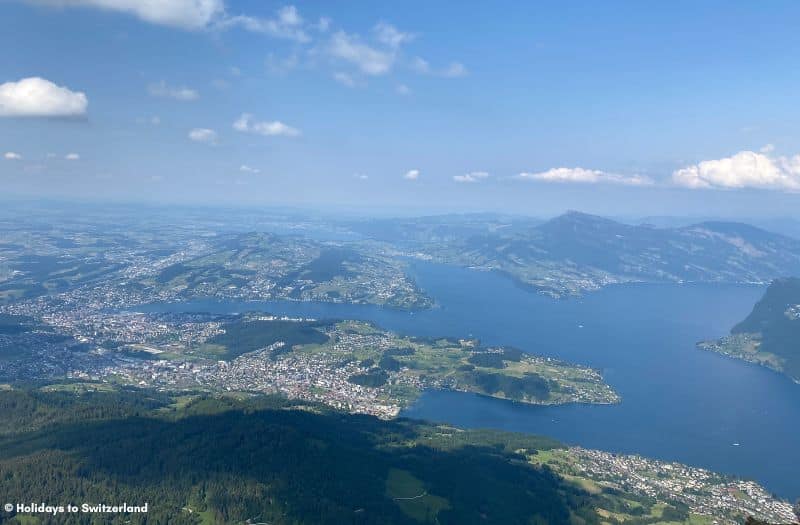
left=329, top=31, right=394, bottom=75
left=188, top=128, right=218, bottom=144
left=672, top=149, right=800, bottom=191
left=233, top=113, right=300, bottom=137
left=148, top=81, right=198, bottom=101
left=517, top=167, right=653, bottom=186
left=0, top=77, right=88, bottom=118
left=403, top=169, right=420, bottom=180
left=239, top=164, right=260, bottom=174
left=27, top=0, right=224, bottom=29
left=64, top=152, right=80, bottom=160
left=4, top=152, right=22, bottom=160
left=218, top=5, right=310, bottom=42
left=453, top=171, right=489, bottom=183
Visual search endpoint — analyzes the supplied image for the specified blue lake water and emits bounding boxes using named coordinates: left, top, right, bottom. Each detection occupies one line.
left=136, top=262, right=800, bottom=499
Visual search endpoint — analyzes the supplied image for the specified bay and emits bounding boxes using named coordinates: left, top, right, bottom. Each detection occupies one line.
left=135, top=262, right=800, bottom=499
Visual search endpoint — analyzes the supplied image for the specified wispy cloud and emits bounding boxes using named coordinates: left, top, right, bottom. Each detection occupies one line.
left=453, top=171, right=489, bottom=183
left=265, top=52, right=301, bottom=75
left=373, top=22, right=414, bottom=48
left=148, top=81, right=198, bottom=101
left=333, top=71, right=358, bottom=87
left=25, top=0, right=225, bottom=30
left=440, top=62, right=467, bottom=78
left=517, top=167, right=652, bottom=186
left=411, top=57, right=467, bottom=78
left=403, top=169, right=420, bottom=180
left=233, top=113, right=300, bottom=137
left=328, top=31, right=394, bottom=75
left=188, top=128, right=218, bottom=144
left=217, top=5, right=310, bottom=42
left=4, top=152, right=22, bottom=160
left=239, top=165, right=260, bottom=174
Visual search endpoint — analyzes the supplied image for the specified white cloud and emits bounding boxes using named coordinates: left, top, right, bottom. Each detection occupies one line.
left=4, top=152, right=22, bottom=160
left=148, top=81, right=198, bottom=101
left=28, top=0, right=224, bottom=29
left=0, top=77, right=88, bottom=118
left=672, top=149, right=800, bottom=191
left=373, top=22, right=414, bottom=48
left=395, top=84, right=411, bottom=95
left=403, top=169, right=420, bottom=180
left=354, top=173, right=368, bottom=180
left=760, top=143, right=775, bottom=154
left=218, top=5, right=309, bottom=42
left=333, top=72, right=357, bottom=87
left=64, top=152, right=80, bottom=160
left=239, top=165, right=260, bottom=174
left=233, top=113, right=300, bottom=137
left=329, top=31, right=393, bottom=75
left=517, top=167, right=653, bottom=186
left=453, top=171, right=489, bottom=183
left=188, top=128, right=218, bottom=144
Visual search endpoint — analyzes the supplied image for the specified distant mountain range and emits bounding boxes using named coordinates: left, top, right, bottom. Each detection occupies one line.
left=700, top=278, right=800, bottom=383
left=357, top=211, right=800, bottom=297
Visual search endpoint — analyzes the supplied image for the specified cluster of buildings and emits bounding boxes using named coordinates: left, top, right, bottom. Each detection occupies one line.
left=84, top=340, right=402, bottom=419
left=566, top=447, right=798, bottom=524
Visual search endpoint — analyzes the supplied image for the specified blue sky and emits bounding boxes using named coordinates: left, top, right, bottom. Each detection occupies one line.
left=3, top=0, right=800, bottom=217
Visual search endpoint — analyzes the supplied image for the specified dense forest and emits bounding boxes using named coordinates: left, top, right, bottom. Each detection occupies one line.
left=0, top=386, right=601, bottom=525
left=733, top=277, right=800, bottom=380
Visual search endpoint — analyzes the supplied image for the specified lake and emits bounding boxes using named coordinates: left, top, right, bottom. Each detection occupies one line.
left=136, top=262, right=800, bottom=499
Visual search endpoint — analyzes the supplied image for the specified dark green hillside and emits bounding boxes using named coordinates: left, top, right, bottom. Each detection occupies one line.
left=282, top=247, right=363, bottom=283
left=0, top=388, right=599, bottom=525
left=699, top=278, right=800, bottom=382
left=732, top=278, right=800, bottom=380
left=207, top=318, right=331, bottom=359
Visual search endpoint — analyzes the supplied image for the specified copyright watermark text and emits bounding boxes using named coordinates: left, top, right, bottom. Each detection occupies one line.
left=3, top=502, right=148, bottom=515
